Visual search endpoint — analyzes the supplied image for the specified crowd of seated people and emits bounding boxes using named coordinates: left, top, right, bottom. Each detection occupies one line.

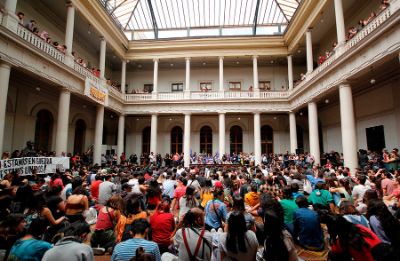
left=1, top=142, right=400, bottom=260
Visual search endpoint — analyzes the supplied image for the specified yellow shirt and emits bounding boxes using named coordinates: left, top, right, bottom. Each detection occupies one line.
left=201, top=191, right=214, bottom=208
left=245, top=191, right=260, bottom=207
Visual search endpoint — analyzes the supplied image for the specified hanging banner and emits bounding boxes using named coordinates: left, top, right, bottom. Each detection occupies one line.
left=0, top=157, right=70, bottom=178
left=84, top=78, right=109, bottom=106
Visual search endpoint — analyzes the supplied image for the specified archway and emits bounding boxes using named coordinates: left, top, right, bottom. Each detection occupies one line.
left=34, top=109, right=53, bottom=152
left=142, top=126, right=151, bottom=154
left=200, top=126, right=212, bottom=154
left=170, top=126, right=183, bottom=154
left=230, top=125, right=243, bottom=154
left=74, top=119, right=86, bottom=154
left=261, top=125, right=273, bottom=155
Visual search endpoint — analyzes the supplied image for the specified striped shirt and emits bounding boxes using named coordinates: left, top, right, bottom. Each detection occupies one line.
left=111, top=238, right=160, bottom=261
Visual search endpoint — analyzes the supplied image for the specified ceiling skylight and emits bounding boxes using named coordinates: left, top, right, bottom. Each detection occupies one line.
left=99, top=0, right=301, bottom=40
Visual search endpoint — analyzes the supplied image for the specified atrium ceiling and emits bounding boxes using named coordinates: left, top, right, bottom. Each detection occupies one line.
left=99, top=0, right=301, bottom=40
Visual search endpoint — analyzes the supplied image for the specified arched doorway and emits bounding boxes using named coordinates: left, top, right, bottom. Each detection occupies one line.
left=261, top=125, right=273, bottom=155
left=74, top=119, right=86, bottom=154
left=142, top=126, right=151, bottom=154
left=170, top=126, right=183, bottom=154
left=34, top=109, right=53, bottom=152
left=230, top=125, right=243, bottom=154
left=200, top=126, right=212, bottom=154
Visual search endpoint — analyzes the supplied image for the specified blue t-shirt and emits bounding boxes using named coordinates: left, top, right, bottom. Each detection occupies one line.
left=8, top=238, right=52, bottom=261
left=111, top=238, right=160, bottom=261
left=293, top=208, right=324, bottom=250
left=204, top=199, right=228, bottom=229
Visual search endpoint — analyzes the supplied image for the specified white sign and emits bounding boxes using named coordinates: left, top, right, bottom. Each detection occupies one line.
left=0, top=157, right=70, bottom=178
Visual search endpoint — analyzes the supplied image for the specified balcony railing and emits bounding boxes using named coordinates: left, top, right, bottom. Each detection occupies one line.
left=16, top=25, right=65, bottom=63
left=73, top=62, right=100, bottom=85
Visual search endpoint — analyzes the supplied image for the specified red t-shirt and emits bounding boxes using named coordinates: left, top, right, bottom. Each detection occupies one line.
left=173, top=185, right=186, bottom=209
left=91, top=180, right=102, bottom=200
left=331, top=224, right=381, bottom=261
left=95, top=208, right=115, bottom=230
left=150, top=211, right=175, bottom=246
left=49, top=178, right=64, bottom=189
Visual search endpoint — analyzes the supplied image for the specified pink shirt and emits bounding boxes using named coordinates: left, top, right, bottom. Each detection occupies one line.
left=381, top=178, right=395, bottom=196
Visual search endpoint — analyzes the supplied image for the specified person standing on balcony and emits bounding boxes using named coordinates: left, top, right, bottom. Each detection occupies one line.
left=17, top=12, right=24, bottom=25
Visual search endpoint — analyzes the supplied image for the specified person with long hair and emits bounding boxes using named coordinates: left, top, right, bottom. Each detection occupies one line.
left=146, top=180, right=162, bottom=210
left=149, top=196, right=175, bottom=254
left=200, top=180, right=213, bottom=209
left=263, top=209, right=298, bottom=261
left=91, top=195, right=124, bottom=252
left=162, top=208, right=212, bottom=261
left=366, top=199, right=400, bottom=250
left=339, top=201, right=369, bottom=228
left=65, top=185, right=89, bottom=223
left=227, top=196, right=255, bottom=231
left=178, top=186, right=198, bottom=221
left=115, top=194, right=147, bottom=242
left=219, top=211, right=258, bottom=260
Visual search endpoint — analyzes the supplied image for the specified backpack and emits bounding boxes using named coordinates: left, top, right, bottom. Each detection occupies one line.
left=121, top=223, right=133, bottom=242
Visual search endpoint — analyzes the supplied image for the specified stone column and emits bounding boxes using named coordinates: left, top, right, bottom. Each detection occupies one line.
left=117, top=114, right=125, bottom=163
left=339, top=83, right=358, bottom=174
left=65, top=2, right=75, bottom=57
left=289, top=112, right=298, bottom=154
left=153, top=58, right=159, bottom=95
left=219, top=56, right=224, bottom=92
left=55, top=89, right=71, bottom=156
left=253, top=55, right=260, bottom=96
left=254, top=112, right=261, bottom=165
left=99, top=37, right=106, bottom=79
left=287, top=55, right=294, bottom=90
left=183, top=113, right=191, bottom=167
left=150, top=114, right=158, bottom=153
left=185, top=57, right=191, bottom=98
left=306, top=30, right=314, bottom=73
left=334, top=0, right=346, bottom=46
left=121, top=60, right=126, bottom=93
left=219, top=112, right=226, bottom=159
left=2, top=0, right=19, bottom=32
left=308, top=102, right=320, bottom=165
left=0, top=63, right=11, bottom=153
left=93, top=105, right=104, bottom=164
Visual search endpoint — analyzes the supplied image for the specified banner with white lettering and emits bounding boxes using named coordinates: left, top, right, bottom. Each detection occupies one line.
left=84, top=78, right=109, bottom=106
left=0, top=157, right=70, bottom=178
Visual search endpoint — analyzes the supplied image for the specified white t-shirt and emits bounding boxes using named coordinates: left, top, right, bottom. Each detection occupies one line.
left=352, top=184, right=370, bottom=203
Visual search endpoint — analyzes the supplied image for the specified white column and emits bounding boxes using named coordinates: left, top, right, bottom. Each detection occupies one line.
left=65, top=3, right=75, bottom=57
left=219, top=56, right=224, bottom=92
left=0, top=63, right=11, bottom=153
left=55, top=89, right=71, bottom=156
left=117, top=114, right=125, bottom=163
left=121, top=60, right=126, bottom=93
left=253, top=55, right=259, bottom=94
left=99, top=37, right=106, bottom=79
left=289, top=112, right=298, bottom=154
left=153, top=58, right=159, bottom=94
left=308, top=102, right=320, bottom=165
left=183, top=113, right=191, bottom=167
left=150, top=114, right=158, bottom=153
left=2, top=0, right=19, bottom=32
left=185, top=57, right=190, bottom=92
left=306, top=30, right=314, bottom=73
left=334, top=0, right=346, bottom=46
left=93, top=105, right=104, bottom=165
left=287, top=55, right=294, bottom=90
left=219, top=112, right=226, bottom=158
left=254, top=112, right=261, bottom=165
left=339, top=83, right=358, bottom=174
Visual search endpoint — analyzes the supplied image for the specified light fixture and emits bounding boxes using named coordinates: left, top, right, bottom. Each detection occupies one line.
left=236, top=61, right=240, bottom=64
left=270, top=60, right=274, bottom=64
left=169, top=118, right=172, bottom=121
left=325, top=99, right=329, bottom=104
left=299, top=112, right=303, bottom=116
left=170, top=63, right=174, bottom=67
left=35, top=87, right=41, bottom=91
left=110, top=115, right=114, bottom=119
left=370, top=79, right=376, bottom=84
left=136, top=118, right=139, bottom=121
left=202, top=62, right=206, bottom=66
left=273, top=116, right=277, bottom=120
left=298, top=49, right=301, bottom=53
left=137, top=64, right=142, bottom=68
left=320, top=19, right=324, bottom=23
left=88, top=24, right=91, bottom=35
left=82, top=105, right=87, bottom=108
left=237, top=117, right=241, bottom=120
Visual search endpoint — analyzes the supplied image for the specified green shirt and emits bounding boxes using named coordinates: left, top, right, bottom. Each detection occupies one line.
left=308, top=189, right=333, bottom=207
left=280, top=199, right=298, bottom=224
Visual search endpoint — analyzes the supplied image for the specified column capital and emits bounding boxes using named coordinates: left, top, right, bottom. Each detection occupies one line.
left=338, top=81, right=351, bottom=88
left=252, top=55, right=259, bottom=59
left=60, top=87, right=70, bottom=94
left=183, top=112, right=192, bottom=116
left=100, top=36, right=106, bottom=41
left=185, top=57, right=191, bottom=61
left=306, top=28, right=313, bottom=33
left=218, top=56, right=224, bottom=60
left=253, top=111, right=261, bottom=115
left=218, top=112, right=226, bottom=115
left=287, top=54, right=293, bottom=58
left=119, top=112, right=126, bottom=117
left=0, top=62, right=12, bottom=70
left=153, top=58, right=160, bottom=62
left=66, top=1, right=74, bottom=8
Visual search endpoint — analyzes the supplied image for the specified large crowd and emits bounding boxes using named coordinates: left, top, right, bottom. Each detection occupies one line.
left=0, top=144, right=400, bottom=261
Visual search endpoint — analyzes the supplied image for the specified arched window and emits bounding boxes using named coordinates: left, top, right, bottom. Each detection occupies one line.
left=142, top=126, right=151, bottom=154
left=74, top=119, right=86, bottom=154
left=261, top=125, right=273, bottom=155
left=34, top=109, right=53, bottom=152
left=230, top=125, right=243, bottom=154
left=296, top=125, right=304, bottom=149
left=200, top=126, right=212, bottom=154
left=170, top=126, right=183, bottom=154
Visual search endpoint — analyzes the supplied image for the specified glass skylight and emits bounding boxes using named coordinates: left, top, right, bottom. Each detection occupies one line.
left=99, top=0, right=301, bottom=40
